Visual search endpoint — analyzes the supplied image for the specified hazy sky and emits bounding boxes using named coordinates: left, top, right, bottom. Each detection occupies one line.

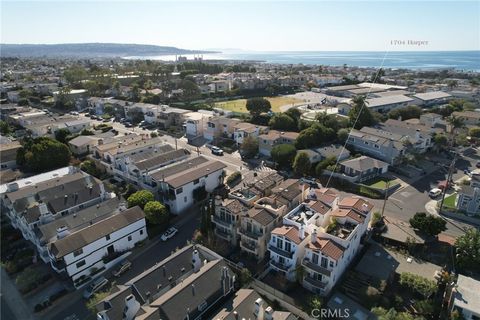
left=1, top=1, right=479, bottom=51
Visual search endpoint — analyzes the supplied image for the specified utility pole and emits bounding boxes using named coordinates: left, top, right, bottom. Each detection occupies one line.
left=380, top=180, right=390, bottom=218
left=439, top=152, right=457, bottom=213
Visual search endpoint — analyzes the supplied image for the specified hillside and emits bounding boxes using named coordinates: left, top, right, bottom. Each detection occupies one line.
left=0, top=43, right=215, bottom=58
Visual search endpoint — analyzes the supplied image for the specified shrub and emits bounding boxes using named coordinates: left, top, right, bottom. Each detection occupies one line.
left=399, top=272, right=437, bottom=298
left=226, top=171, right=242, bottom=186
left=127, top=190, right=154, bottom=209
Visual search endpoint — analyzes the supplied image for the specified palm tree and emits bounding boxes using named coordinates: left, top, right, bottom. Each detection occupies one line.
left=447, top=115, right=465, bottom=146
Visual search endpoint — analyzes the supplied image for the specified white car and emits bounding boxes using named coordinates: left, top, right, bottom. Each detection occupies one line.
left=211, top=146, right=224, bottom=156
left=429, top=188, right=442, bottom=198
left=161, top=227, right=178, bottom=241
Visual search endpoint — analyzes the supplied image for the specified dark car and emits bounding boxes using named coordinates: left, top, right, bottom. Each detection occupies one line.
left=476, top=162, right=480, bottom=168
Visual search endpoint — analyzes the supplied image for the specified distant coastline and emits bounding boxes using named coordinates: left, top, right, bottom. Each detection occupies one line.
left=126, top=50, right=480, bottom=71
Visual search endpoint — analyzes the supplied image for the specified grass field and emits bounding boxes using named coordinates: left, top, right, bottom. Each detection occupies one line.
left=442, top=193, right=457, bottom=210
left=214, top=96, right=302, bottom=113
left=366, top=178, right=398, bottom=190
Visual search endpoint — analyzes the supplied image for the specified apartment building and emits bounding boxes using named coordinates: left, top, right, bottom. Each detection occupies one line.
left=96, top=245, right=235, bottom=320
left=456, top=186, right=480, bottom=215
left=204, top=116, right=241, bottom=142
left=412, top=91, right=452, bottom=107
left=48, top=206, right=147, bottom=286
left=212, top=197, right=248, bottom=246
left=1, top=169, right=110, bottom=244
left=0, top=141, right=21, bottom=170
left=149, top=156, right=226, bottom=214
left=267, top=188, right=373, bottom=296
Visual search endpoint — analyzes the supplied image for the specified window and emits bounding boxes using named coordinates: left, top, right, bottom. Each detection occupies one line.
left=128, top=235, right=132, bottom=241
left=364, top=141, right=369, bottom=145
left=76, top=260, right=86, bottom=268
left=106, top=234, right=111, bottom=241
left=277, top=238, right=283, bottom=250
left=329, top=261, right=334, bottom=268
left=312, top=253, right=319, bottom=264
left=321, top=257, right=328, bottom=268
left=73, top=249, right=83, bottom=257
left=140, top=230, right=144, bottom=235
left=278, top=256, right=285, bottom=264
left=284, top=241, right=291, bottom=252
left=184, top=196, right=187, bottom=203
left=176, top=187, right=183, bottom=195
left=193, top=179, right=199, bottom=185
left=374, top=144, right=380, bottom=149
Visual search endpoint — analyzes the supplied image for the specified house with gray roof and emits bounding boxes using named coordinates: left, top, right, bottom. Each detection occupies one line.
left=340, top=155, right=389, bottom=182
left=48, top=206, right=147, bottom=286
left=96, top=244, right=235, bottom=320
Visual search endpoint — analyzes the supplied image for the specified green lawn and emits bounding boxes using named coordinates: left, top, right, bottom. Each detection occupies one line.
left=214, top=96, right=302, bottom=113
left=442, top=193, right=457, bottom=209
left=366, top=178, right=397, bottom=190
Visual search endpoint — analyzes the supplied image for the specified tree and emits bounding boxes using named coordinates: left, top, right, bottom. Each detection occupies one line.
left=433, top=133, right=448, bottom=147
left=271, top=144, right=296, bottom=168
left=268, top=114, right=296, bottom=131
left=295, top=124, right=335, bottom=149
left=80, top=160, right=101, bottom=178
left=388, top=105, right=422, bottom=120
left=179, top=79, right=200, bottom=101
left=293, top=152, right=311, bottom=176
left=469, top=127, right=480, bottom=138
left=447, top=115, right=465, bottom=135
left=239, top=268, right=252, bottom=287
left=371, top=307, right=418, bottom=320
left=316, top=112, right=339, bottom=133
left=409, top=212, right=446, bottom=237
left=455, top=229, right=480, bottom=270
left=17, top=137, right=71, bottom=173
left=143, top=201, right=168, bottom=225
left=240, top=135, right=259, bottom=159
left=127, top=190, right=154, bottom=209
left=0, top=121, right=12, bottom=135
left=246, top=97, right=271, bottom=117
left=399, top=272, right=437, bottom=298
left=315, top=156, right=336, bottom=177
left=348, top=95, right=376, bottom=129
left=337, top=128, right=350, bottom=143
left=284, top=108, right=302, bottom=129
left=54, top=128, right=71, bottom=144
left=131, top=83, right=141, bottom=102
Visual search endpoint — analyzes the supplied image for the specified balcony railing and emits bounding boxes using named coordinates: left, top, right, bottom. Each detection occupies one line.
left=239, top=228, right=262, bottom=240
left=304, top=276, right=327, bottom=289
left=212, top=216, right=234, bottom=228
left=240, top=241, right=258, bottom=253
left=270, top=260, right=291, bottom=272
left=268, top=244, right=294, bottom=259
left=302, top=258, right=331, bottom=276
left=214, top=228, right=232, bottom=240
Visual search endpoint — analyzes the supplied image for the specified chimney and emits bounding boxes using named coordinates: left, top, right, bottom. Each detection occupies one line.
left=311, top=228, right=317, bottom=243
left=299, top=224, right=305, bottom=240
left=254, top=298, right=265, bottom=320
left=123, top=295, right=141, bottom=320
left=98, top=138, right=103, bottom=145
left=192, top=249, right=202, bottom=272
left=415, top=129, right=420, bottom=141
left=56, top=226, right=70, bottom=239
left=233, top=311, right=239, bottom=320
left=191, top=284, right=195, bottom=296
left=64, top=194, right=68, bottom=204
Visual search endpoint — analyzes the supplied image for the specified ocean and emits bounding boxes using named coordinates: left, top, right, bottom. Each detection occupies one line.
left=125, top=51, right=480, bottom=71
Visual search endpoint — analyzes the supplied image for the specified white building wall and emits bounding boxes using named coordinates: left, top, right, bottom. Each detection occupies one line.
left=56, top=218, right=147, bottom=281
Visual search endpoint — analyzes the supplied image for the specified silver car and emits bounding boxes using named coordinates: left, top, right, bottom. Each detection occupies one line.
left=83, top=277, right=108, bottom=299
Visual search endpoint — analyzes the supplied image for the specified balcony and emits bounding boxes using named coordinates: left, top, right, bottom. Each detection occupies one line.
left=304, top=276, right=327, bottom=289
left=270, top=260, right=291, bottom=272
left=214, top=228, right=232, bottom=241
left=240, top=241, right=258, bottom=254
left=239, top=228, right=262, bottom=240
left=268, top=244, right=293, bottom=259
left=211, top=216, right=234, bottom=229
left=302, top=258, right=331, bottom=277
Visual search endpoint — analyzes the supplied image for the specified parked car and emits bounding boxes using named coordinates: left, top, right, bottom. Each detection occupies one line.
left=300, top=176, right=319, bottom=188
left=428, top=188, right=442, bottom=198
left=83, top=277, right=109, bottom=299
left=211, top=146, right=224, bottom=156
left=112, top=260, right=132, bottom=277
left=161, top=227, right=178, bottom=241
left=124, top=122, right=133, bottom=128
left=476, top=162, right=480, bottom=169
left=90, top=115, right=97, bottom=120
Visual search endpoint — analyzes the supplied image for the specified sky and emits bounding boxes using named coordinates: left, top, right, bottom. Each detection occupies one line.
left=1, top=1, right=479, bottom=52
